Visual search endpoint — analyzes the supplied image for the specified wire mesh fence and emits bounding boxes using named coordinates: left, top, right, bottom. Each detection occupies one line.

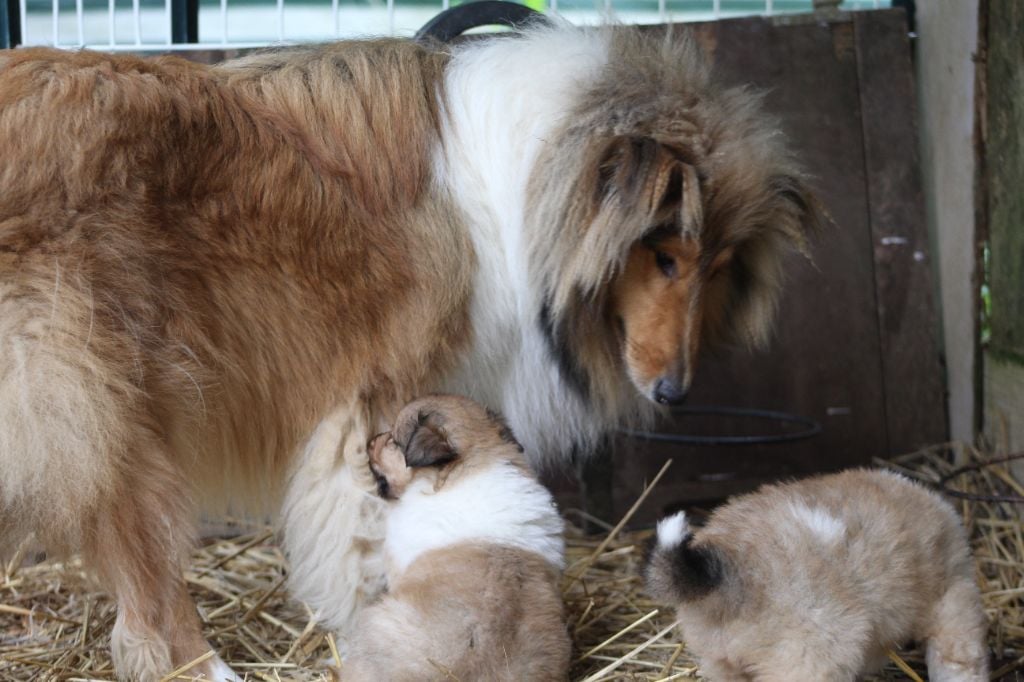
left=4, top=0, right=889, bottom=51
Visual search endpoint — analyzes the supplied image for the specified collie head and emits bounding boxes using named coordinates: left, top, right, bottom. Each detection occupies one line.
left=522, top=27, right=825, bottom=421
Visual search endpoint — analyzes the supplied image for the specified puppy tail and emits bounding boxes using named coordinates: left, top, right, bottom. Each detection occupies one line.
left=644, top=512, right=723, bottom=603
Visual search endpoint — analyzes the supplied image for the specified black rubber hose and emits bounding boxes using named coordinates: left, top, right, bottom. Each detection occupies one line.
left=415, top=0, right=549, bottom=43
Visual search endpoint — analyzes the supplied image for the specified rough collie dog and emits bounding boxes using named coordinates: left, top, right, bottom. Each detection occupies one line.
left=0, top=23, right=821, bottom=680
left=644, top=470, right=989, bottom=682
left=343, top=394, right=569, bottom=681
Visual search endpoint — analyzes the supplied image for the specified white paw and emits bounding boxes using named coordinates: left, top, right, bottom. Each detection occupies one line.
left=205, top=655, right=243, bottom=682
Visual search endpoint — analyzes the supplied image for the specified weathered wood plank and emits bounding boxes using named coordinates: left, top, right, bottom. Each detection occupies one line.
left=987, top=0, right=1024, bottom=362
left=854, top=9, right=947, bottom=453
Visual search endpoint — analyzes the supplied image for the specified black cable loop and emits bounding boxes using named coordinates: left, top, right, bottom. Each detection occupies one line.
left=620, top=405, right=822, bottom=446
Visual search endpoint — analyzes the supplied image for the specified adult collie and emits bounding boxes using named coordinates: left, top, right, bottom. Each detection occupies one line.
left=0, top=24, right=820, bottom=680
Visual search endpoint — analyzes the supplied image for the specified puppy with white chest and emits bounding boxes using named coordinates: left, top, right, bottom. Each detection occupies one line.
left=343, top=394, right=570, bottom=681
left=644, top=469, right=989, bottom=682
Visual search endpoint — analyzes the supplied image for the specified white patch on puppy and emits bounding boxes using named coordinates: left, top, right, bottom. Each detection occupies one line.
left=788, top=502, right=845, bottom=543
left=385, top=462, right=565, bottom=573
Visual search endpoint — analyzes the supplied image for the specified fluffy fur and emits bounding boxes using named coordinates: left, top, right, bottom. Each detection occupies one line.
left=644, top=470, right=990, bottom=682
left=0, top=25, right=819, bottom=680
left=345, top=395, right=569, bottom=681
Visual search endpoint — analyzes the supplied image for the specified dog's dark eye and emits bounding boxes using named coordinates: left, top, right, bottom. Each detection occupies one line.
left=654, top=250, right=677, bottom=278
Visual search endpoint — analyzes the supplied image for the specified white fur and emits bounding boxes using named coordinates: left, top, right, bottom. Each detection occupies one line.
left=0, top=277, right=135, bottom=550
left=656, top=511, right=690, bottom=550
left=385, top=462, right=565, bottom=574
left=437, top=26, right=614, bottom=465
left=110, top=613, right=172, bottom=682
left=282, top=406, right=388, bottom=635
left=788, top=502, right=846, bottom=543
left=204, top=656, right=242, bottom=682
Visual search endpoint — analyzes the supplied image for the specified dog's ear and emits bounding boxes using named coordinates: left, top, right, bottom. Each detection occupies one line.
left=769, top=173, right=828, bottom=255
left=402, top=411, right=458, bottom=469
left=595, top=135, right=699, bottom=229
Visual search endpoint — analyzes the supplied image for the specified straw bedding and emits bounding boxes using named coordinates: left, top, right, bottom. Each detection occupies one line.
left=2, top=446, right=1021, bottom=681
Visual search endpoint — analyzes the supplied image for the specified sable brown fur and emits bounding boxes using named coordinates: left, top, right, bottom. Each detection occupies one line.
left=345, top=543, right=570, bottom=682
left=0, top=41, right=470, bottom=679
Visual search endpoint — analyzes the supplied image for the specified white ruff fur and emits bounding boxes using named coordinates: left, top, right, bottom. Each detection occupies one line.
left=282, top=407, right=388, bottom=635
left=437, top=27, right=614, bottom=464
left=286, top=27, right=613, bottom=639
left=385, top=462, right=565, bottom=575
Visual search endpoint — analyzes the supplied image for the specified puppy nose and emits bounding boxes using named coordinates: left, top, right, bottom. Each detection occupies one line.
left=654, top=378, right=689, bottom=405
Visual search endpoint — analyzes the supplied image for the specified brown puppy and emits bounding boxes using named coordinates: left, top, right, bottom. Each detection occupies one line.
left=644, top=469, right=989, bottom=682
left=342, top=395, right=569, bottom=681
left=0, top=25, right=821, bottom=679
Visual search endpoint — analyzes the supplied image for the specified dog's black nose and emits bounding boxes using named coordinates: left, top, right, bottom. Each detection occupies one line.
left=654, top=378, right=689, bottom=405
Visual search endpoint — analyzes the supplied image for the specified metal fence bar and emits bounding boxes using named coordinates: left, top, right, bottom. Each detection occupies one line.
left=21, top=0, right=898, bottom=52
left=1, top=0, right=12, bottom=47
left=171, top=0, right=198, bottom=43
left=1, top=0, right=22, bottom=47
left=132, top=0, right=141, bottom=44
left=0, top=0, right=8, bottom=47
left=76, top=0, right=84, bottom=45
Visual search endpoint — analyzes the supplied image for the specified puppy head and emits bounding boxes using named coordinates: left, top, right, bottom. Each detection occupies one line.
left=369, top=394, right=530, bottom=500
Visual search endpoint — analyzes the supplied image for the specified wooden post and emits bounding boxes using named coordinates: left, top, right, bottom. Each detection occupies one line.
left=983, top=0, right=1024, bottom=467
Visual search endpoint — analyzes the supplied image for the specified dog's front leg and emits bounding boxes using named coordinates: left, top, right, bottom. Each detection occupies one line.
left=281, top=400, right=389, bottom=636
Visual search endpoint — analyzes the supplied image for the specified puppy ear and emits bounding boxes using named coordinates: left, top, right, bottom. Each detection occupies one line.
left=367, top=433, right=390, bottom=459
left=403, top=411, right=458, bottom=469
